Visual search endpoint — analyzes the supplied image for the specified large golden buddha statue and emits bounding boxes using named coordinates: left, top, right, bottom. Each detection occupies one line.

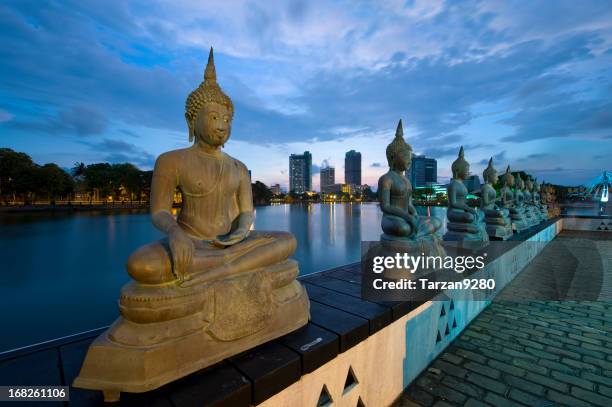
left=74, top=49, right=310, bottom=401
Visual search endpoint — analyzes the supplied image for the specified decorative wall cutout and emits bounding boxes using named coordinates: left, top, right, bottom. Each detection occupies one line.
left=317, top=384, right=333, bottom=407
left=343, top=366, right=359, bottom=394
left=596, top=221, right=611, bottom=231
left=435, top=300, right=458, bottom=344
left=356, top=396, right=366, bottom=407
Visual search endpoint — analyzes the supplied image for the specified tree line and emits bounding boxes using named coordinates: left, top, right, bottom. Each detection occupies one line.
left=0, top=148, right=151, bottom=204
left=1, top=148, right=281, bottom=206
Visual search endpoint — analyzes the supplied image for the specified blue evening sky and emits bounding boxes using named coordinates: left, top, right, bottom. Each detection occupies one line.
left=1, top=0, right=611, bottom=190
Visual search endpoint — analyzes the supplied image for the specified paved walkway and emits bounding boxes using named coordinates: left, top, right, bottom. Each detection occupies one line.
left=394, top=231, right=612, bottom=407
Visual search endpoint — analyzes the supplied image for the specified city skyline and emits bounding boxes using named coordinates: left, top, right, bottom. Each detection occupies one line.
left=1, top=1, right=611, bottom=189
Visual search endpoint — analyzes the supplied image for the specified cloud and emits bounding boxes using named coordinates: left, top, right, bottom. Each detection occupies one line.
left=86, top=138, right=155, bottom=168
left=516, top=152, right=555, bottom=161
left=311, top=164, right=321, bottom=175
left=0, top=0, right=611, bottom=185
left=479, top=151, right=506, bottom=165
left=370, top=162, right=382, bottom=168
left=0, top=109, right=13, bottom=122
left=424, top=144, right=493, bottom=159
left=8, top=105, right=108, bottom=136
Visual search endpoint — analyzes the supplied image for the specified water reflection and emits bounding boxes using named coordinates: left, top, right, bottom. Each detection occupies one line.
left=0, top=203, right=446, bottom=351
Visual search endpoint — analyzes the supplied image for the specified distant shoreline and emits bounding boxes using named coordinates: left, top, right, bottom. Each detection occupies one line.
left=0, top=202, right=150, bottom=213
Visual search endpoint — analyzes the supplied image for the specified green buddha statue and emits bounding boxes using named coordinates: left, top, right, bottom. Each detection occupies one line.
left=500, top=166, right=527, bottom=232
left=480, top=158, right=512, bottom=239
left=523, top=178, right=540, bottom=226
left=510, top=173, right=530, bottom=232
left=378, top=119, right=445, bottom=256
left=533, top=180, right=548, bottom=221
left=74, top=48, right=310, bottom=401
left=541, top=182, right=560, bottom=217
left=443, top=146, right=488, bottom=247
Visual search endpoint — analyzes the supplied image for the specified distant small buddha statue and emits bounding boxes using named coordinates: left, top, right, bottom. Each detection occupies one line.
left=480, top=158, right=512, bottom=240
left=545, top=183, right=561, bottom=217
left=378, top=119, right=445, bottom=256
left=510, top=173, right=530, bottom=232
left=522, top=178, right=540, bottom=227
left=443, top=146, right=489, bottom=247
left=74, top=48, right=310, bottom=402
left=500, top=166, right=529, bottom=233
left=533, top=180, right=548, bottom=220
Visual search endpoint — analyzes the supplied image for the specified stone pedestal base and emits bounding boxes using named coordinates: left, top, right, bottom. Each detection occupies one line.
left=524, top=206, right=541, bottom=227
left=485, top=223, right=513, bottom=240
left=443, top=219, right=489, bottom=250
left=73, top=262, right=310, bottom=401
left=510, top=209, right=530, bottom=233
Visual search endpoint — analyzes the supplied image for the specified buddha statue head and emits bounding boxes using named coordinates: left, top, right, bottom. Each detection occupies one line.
left=483, top=157, right=498, bottom=184
left=502, top=166, right=515, bottom=187
left=451, top=146, right=469, bottom=180
left=516, top=175, right=525, bottom=190
left=386, top=119, right=413, bottom=171
left=185, top=48, right=235, bottom=146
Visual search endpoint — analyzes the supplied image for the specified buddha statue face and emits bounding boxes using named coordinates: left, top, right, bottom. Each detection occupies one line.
left=185, top=48, right=234, bottom=144
left=484, top=169, right=498, bottom=184
left=391, top=148, right=412, bottom=171
left=193, top=102, right=232, bottom=147
left=483, top=158, right=498, bottom=184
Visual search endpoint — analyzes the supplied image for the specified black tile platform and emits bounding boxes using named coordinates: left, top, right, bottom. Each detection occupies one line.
left=0, top=217, right=562, bottom=406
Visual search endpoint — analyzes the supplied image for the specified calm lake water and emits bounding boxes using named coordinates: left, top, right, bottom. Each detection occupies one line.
left=0, top=203, right=447, bottom=352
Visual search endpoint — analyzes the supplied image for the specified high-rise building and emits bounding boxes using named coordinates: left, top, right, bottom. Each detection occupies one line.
left=320, top=164, right=335, bottom=193
left=407, top=155, right=437, bottom=188
left=270, top=184, right=281, bottom=195
left=345, top=150, right=362, bottom=186
left=289, top=151, right=312, bottom=193
left=464, top=175, right=481, bottom=193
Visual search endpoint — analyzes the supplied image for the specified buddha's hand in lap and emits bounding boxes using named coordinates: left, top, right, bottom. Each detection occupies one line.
left=211, top=228, right=249, bottom=248
left=169, top=229, right=195, bottom=281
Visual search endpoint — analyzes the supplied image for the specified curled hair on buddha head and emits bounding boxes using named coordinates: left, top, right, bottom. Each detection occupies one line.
left=483, top=157, right=497, bottom=183
left=385, top=119, right=412, bottom=169
left=451, top=146, right=469, bottom=179
left=185, top=47, right=234, bottom=143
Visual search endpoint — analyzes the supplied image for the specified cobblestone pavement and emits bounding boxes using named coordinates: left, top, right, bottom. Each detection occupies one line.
left=394, top=231, right=612, bottom=407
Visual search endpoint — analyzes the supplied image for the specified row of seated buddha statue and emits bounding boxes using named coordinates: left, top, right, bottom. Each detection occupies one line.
left=375, top=124, right=556, bottom=254
left=442, top=146, right=552, bottom=244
